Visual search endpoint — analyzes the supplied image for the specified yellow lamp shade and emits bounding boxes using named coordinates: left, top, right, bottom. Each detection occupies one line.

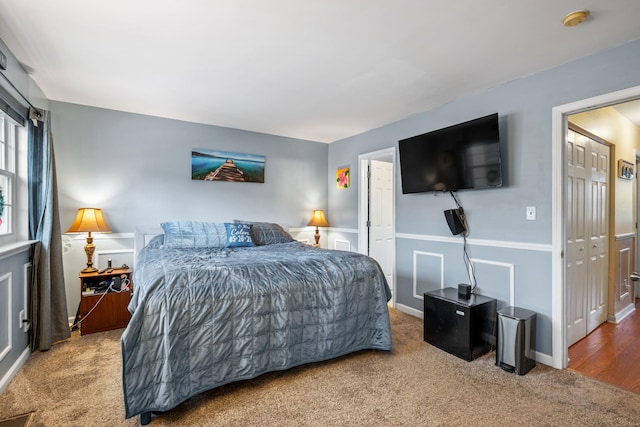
left=66, top=208, right=112, bottom=234
left=307, top=210, right=329, bottom=227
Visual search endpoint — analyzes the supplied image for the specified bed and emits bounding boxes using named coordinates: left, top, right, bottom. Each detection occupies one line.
left=120, top=221, right=393, bottom=424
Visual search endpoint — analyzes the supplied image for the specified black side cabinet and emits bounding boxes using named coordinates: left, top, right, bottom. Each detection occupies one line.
left=423, top=287, right=497, bottom=361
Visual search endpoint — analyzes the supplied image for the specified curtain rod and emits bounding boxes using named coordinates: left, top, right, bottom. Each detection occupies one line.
left=0, top=69, right=43, bottom=120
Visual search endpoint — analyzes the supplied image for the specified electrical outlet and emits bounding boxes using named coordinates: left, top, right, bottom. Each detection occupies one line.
left=19, top=310, right=29, bottom=332
left=19, top=310, right=25, bottom=331
left=526, top=206, right=536, bottom=221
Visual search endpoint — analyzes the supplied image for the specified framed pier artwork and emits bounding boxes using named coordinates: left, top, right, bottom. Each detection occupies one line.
left=192, top=149, right=265, bottom=183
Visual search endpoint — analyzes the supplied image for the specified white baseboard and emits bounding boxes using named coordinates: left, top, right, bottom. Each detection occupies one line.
left=0, top=346, right=30, bottom=394
left=608, top=304, right=636, bottom=324
left=394, top=303, right=423, bottom=319
left=535, top=351, right=553, bottom=367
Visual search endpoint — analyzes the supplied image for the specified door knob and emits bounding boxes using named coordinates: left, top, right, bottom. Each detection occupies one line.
left=630, top=272, right=640, bottom=282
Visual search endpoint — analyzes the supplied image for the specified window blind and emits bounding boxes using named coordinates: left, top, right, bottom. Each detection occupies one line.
left=0, top=83, right=27, bottom=125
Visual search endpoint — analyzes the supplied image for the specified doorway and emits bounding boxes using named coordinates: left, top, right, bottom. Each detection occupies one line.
left=551, top=84, right=640, bottom=370
left=358, top=148, right=396, bottom=307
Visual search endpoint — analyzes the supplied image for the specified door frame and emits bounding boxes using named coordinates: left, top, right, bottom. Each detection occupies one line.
left=551, top=84, right=640, bottom=369
left=358, top=147, right=396, bottom=307
left=637, top=151, right=640, bottom=300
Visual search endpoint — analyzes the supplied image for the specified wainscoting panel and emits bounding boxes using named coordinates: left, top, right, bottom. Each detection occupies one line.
left=334, top=239, right=351, bottom=251
left=95, top=249, right=135, bottom=270
left=613, top=235, right=635, bottom=323
left=412, top=251, right=444, bottom=299
left=470, top=258, right=514, bottom=310
left=0, top=273, right=12, bottom=363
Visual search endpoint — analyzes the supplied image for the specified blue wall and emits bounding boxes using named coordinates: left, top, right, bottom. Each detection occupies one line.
left=328, top=38, right=640, bottom=358
left=51, top=101, right=329, bottom=232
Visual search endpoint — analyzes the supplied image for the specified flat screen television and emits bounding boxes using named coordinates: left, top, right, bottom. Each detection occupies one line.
left=398, top=113, right=502, bottom=194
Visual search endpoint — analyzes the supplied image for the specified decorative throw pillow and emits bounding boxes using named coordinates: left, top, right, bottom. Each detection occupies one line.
left=233, top=220, right=294, bottom=245
left=224, top=223, right=255, bottom=247
left=161, top=221, right=227, bottom=248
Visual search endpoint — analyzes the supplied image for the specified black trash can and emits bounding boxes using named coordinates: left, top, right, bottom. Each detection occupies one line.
left=496, top=306, right=536, bottom=375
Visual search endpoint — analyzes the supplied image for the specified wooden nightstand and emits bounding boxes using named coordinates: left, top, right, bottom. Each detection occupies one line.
left=78, top=268, right=133, bottom=335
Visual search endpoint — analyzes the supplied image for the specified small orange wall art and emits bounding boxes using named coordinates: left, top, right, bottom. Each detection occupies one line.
left=336, top=166, right=350, bottom=189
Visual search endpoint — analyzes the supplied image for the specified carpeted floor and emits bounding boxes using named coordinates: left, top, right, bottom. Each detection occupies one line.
left=1, top=309, right=639, bottom=426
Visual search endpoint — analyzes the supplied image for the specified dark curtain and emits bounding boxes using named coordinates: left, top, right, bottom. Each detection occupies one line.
left=28, top=110, right=70, bottom=351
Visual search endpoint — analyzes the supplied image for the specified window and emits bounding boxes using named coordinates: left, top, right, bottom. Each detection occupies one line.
left=0, top=112, right=16, bottom=237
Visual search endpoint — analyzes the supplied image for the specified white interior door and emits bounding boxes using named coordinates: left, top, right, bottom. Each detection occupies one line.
left=369, top=160, right=394, bottom=293
left=587, top=140, right=609, bottom=333
left=566, top=128, right=609, bottom=346
left=567, top=129, right=589, bottom=346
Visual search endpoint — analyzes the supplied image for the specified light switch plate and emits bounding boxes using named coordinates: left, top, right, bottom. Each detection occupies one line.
left=526, top=206, right=536, bottom=221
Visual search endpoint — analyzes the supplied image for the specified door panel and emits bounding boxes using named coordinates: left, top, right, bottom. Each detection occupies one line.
left=369, top=160, right=394, bottom=291
left=616, top=242, right=634, bottom=311
left=566, top=129, right=609, bottom=346
left=567, top=130, right=589, bottom=346
left=587, top=140, right=608, bottom=333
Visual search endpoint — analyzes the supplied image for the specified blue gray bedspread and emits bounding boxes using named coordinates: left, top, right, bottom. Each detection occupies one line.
left=121, top=240, right=392, bottom=419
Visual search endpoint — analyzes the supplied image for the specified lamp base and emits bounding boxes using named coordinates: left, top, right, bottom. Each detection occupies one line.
left=314, top=226, right=321, bottom=248
left=82, top=234, right=98, bottom=274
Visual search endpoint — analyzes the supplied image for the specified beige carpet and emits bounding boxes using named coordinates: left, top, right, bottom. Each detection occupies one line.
left=1, top=309, right=639, bottom=426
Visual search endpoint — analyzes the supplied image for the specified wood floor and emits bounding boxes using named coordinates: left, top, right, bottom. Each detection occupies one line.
left=568, top=298, right=640, bottom=394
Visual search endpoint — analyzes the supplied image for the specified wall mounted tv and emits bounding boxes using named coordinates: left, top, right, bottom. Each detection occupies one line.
left=398, top=113, right=502, bottom=194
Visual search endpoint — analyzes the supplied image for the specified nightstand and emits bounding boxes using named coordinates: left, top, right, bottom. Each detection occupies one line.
left=78, top=268, right=133, bottom=335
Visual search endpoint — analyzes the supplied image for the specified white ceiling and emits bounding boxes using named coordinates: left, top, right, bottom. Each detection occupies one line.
left=1, top=1, right=640, bottom=143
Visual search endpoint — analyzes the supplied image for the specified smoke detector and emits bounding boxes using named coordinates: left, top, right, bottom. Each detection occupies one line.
left=562, top=10, right=590, bottom=27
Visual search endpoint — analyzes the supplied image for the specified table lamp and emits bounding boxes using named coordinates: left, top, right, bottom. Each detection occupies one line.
left=307, top=209, right=329, bottom=247
left=66, top=208, right=112, bottom=273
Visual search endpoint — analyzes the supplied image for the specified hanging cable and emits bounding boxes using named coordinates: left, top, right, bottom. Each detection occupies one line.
left=69, top=278, right=131, bottom=330
left=449, top=190, right=462, bottom=209
left=449, top=191, right=477, bottom=292
left=463, top=234, right=478, bottom=291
